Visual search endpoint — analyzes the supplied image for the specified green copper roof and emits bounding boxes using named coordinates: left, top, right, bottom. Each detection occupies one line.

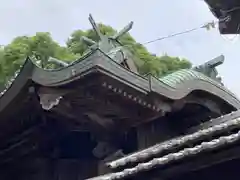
left=157, top=68, right=238, bottom=99
left=159, top=69, right=219, bottom=88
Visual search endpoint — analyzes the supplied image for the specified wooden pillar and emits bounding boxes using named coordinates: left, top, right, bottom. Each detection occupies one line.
left=54, top=159, right=98, bottom=180
left=137, top=117, right=176, bottom=149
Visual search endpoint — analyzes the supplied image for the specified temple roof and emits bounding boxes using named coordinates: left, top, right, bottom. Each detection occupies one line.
left=88, top=110, right=240, bottom=179
left=0, top=41, right=239, bottom=129
left=1, top=50, right=240, bottom=120
left=1, top=16, right=239, bottom=124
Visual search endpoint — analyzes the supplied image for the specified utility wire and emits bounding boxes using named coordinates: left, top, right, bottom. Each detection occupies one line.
left=103, top=20, right=222, bottom=58
left=142, top=25, right=207, bottom=45
left=125, top=14, right=235, bottom=48
left=119, top=20, right=219, bottom=49
left=102, top=17, right=231, bottom=58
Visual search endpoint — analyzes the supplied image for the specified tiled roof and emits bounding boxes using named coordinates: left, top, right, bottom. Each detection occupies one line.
left=89, top=130, right=240, bottom=180
left=107, top=110, right=240, bottom=169
left=160, top=69, right=220, bottom=88
left=87, top=110, right=240, bottom=180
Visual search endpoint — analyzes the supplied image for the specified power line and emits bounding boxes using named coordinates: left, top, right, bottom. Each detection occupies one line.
left=120, top=20, right=218, bottom=49
left=105, top=18, right=231, bottom=58
left=105, top=20, right=218, bottom=57
left=126, top=14, right=236, bottom=48
left=142, top=26, right=205, bottom=45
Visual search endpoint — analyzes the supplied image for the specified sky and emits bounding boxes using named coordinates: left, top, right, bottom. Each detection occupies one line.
left=0, top=0, right=240, bottom=96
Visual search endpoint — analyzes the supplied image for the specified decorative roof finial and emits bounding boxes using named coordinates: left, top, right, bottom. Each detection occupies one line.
left=112, top=21, right=134, bottom=40
left=81, top=36, right=96, bottom=46
left=81, top=14, right=138, bottom=73
left=82, top=14, right=134, bottom=50
left=48, top=57, right=69, bottom=67
left=193, top=55, right=224, bottom=84
left=88, top=14, right=104, bottom=40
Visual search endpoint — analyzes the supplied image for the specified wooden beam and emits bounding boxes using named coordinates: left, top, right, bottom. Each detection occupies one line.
left=85, top=112, right=114, bottom=130
left=0, top=121, right=62, bottom=166
left=84, top=112, right=123, bottom=142
left=48, top=108, right=89, bottom=131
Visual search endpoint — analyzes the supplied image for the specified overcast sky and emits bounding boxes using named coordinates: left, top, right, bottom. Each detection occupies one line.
left=0, top=0, right=240, bottom=96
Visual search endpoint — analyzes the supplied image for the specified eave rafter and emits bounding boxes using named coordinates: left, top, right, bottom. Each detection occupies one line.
left=101, top=81, right=162, bottom=113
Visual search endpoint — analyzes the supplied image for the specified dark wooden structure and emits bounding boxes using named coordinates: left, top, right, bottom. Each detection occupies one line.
left=91, top=110, right=240, bottom=180
left=204, top=0, right=240, bottom=34
left=0, top=15, right=240, bottom=179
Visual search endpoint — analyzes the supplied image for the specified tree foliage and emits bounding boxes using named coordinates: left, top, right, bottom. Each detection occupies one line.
left=0, top=23, right=191, bottom=87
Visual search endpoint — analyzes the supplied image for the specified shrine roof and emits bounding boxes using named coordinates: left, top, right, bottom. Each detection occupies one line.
left=88, top=110, right=240, bottom=180
left=1, top=15, right=240, bottom=135
left=0, top=49, right=240, bottom=120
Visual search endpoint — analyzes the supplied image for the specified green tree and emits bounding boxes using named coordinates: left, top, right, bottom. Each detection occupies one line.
left=67, top=24, right=116, bottom=55
left=66, top=30, right=88, bottom=55
left=30, top=32, right=60, bottom=67
left=0, top=47, right=6, bottom=86
left=158, top=55, right=191, bottom=75
left=3, top=36, right=31, bottom=76
left=0, top=23, right=192, bottom=87
left=1, top=32, right=78, bottom=77
left=30, top=32, right=77, bottom=68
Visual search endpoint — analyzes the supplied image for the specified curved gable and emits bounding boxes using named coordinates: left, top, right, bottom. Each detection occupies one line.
left=150, top=69, right=240, bottom=109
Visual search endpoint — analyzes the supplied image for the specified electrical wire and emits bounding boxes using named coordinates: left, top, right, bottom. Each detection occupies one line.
left=119, top=14, right=238, bottom=49
left=102, top=19, right=225, bottom=58
left=119, top=20, right=219, bottom=49
left=142, top=26, right=203, bottom=45
left=96, top=16, right=232, bottom=59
